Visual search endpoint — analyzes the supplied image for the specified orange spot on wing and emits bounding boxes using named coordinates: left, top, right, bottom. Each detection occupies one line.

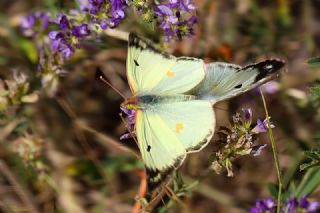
left=175, top=122, right=184, bottom=134
left=166, top=70, right=176, bottom=77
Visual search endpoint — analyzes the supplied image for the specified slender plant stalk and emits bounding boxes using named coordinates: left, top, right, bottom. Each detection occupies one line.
left=0, top=160, right=40, bottom=213
left=260, top=89, right=283, bottom=213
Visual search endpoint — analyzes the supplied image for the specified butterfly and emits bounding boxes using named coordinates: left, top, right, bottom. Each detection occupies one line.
left=121, top=33, right=285, bottom=189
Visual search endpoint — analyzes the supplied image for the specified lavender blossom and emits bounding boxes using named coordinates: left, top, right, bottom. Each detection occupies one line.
left=212, top=108, right=274, bottom=176
left=250, top=198, right=276, bottom=213
left=48, top=14, right=90, bottom=58
left=120, top=105, right=136, bottom=140
left=259, top=81, right=280, bottom=94
left=82, top=0, right=128, bottom=29
left=72, top=24, right=90, bottom=37
left=154, top=0, right=197, bottom=41
left=252, top=118, right=275, bottom=133
left=250, top=196, right=320, bottom=213
left=20, top=12, right=49, bottom=37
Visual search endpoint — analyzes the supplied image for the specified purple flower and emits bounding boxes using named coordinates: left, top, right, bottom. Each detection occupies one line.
left=99, top=0, right=128, bottom=29
left=259, top=81, right=280, bottom=94
left=179, top=0, right=196, bottom=11
left=120, top=105, right=136, bottom=140
left=286, top=198, right=299, bottom=213
left=250, top=196, right=320, bottom=213
left=20, top=15, right=35, bottom=29
left=72, top=24, right=90, bottom=37
left=53, top=14, right=70, bottom=31
left=252, top=118, right=275, bottom=133
left=87, top=0, right=104, bottom=14
left=20, top=12, right=49, bottom=37
left=154, top=0, right=197, bottom=41
left=250, top=198, right=276, bottom=213
left=49, top=14, right=90, bottom=58
left=212, top=109, right=271, bottom=176
left=300, top=196, right=320, bottom=213
left=242, top=108, right=252, bottom=125
left=81, top=0, right=127, bottom=29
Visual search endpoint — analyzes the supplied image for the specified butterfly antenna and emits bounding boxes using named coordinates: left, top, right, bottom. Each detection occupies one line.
left=99, top=76, right=127, bottom=100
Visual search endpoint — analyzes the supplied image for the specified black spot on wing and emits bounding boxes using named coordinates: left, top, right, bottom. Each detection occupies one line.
left=128, top=33, right=171, bottom=59
left=134, top=59, right=139, bottom=66
left=147, top=145, right=151, bottom=152
left=234, top=84, right=242, bottom=89
left=241, top=59, right=285, bottom=82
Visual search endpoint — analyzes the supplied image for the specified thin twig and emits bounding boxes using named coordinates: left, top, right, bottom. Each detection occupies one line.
left=164, top=185, right=190, bottom=213
left=56, top=98, right=110, bottom=183
left=75, top=119, right=140, bottom=158
left=132, top=170, right=147, bottom=213
left=144, top=179, right=173, bottom=212
left=260, top=89, right=283, bottom=213
left=0, top=160, right=40, bottom=213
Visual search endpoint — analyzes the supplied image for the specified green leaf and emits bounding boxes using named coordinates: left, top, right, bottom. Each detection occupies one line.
left=307, top=57, right=320, bottom=67
left=0, top=56, right=8, bottom=65
left=296, top=168, right=320, bottom=197
left=267, top=182, right=279, bottom=199
left=309, top=83, right=320, bottom=108
left=18, top=39, right=38, bottom=63
left=300, top=150, right=320, bottom=171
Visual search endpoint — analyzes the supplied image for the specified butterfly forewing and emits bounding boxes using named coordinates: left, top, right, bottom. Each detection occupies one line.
left=127, top=34, right=205, bottom=96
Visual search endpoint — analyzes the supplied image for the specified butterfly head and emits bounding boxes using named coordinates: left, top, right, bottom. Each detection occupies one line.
left=121, top=96, right=140, bottom=110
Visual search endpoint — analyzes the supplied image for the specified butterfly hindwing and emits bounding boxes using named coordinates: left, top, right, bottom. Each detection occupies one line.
left=127, top=34, right=205, bottom=96
left=136, top=98, right=215, bottom=187
left=190, top=59, right=285, bottom=103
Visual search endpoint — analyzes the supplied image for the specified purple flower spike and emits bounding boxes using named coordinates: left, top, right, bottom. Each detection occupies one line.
left=93, top=0, right=127, bottom=29
left=154, top=0, right=197, bottom=41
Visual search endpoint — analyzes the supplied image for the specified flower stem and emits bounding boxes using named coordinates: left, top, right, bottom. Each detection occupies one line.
left=260, top=89, right=283, bottom=213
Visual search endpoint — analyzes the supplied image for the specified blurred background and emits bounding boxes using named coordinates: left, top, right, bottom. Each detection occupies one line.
left=0, top=0, right=320, bottom=212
